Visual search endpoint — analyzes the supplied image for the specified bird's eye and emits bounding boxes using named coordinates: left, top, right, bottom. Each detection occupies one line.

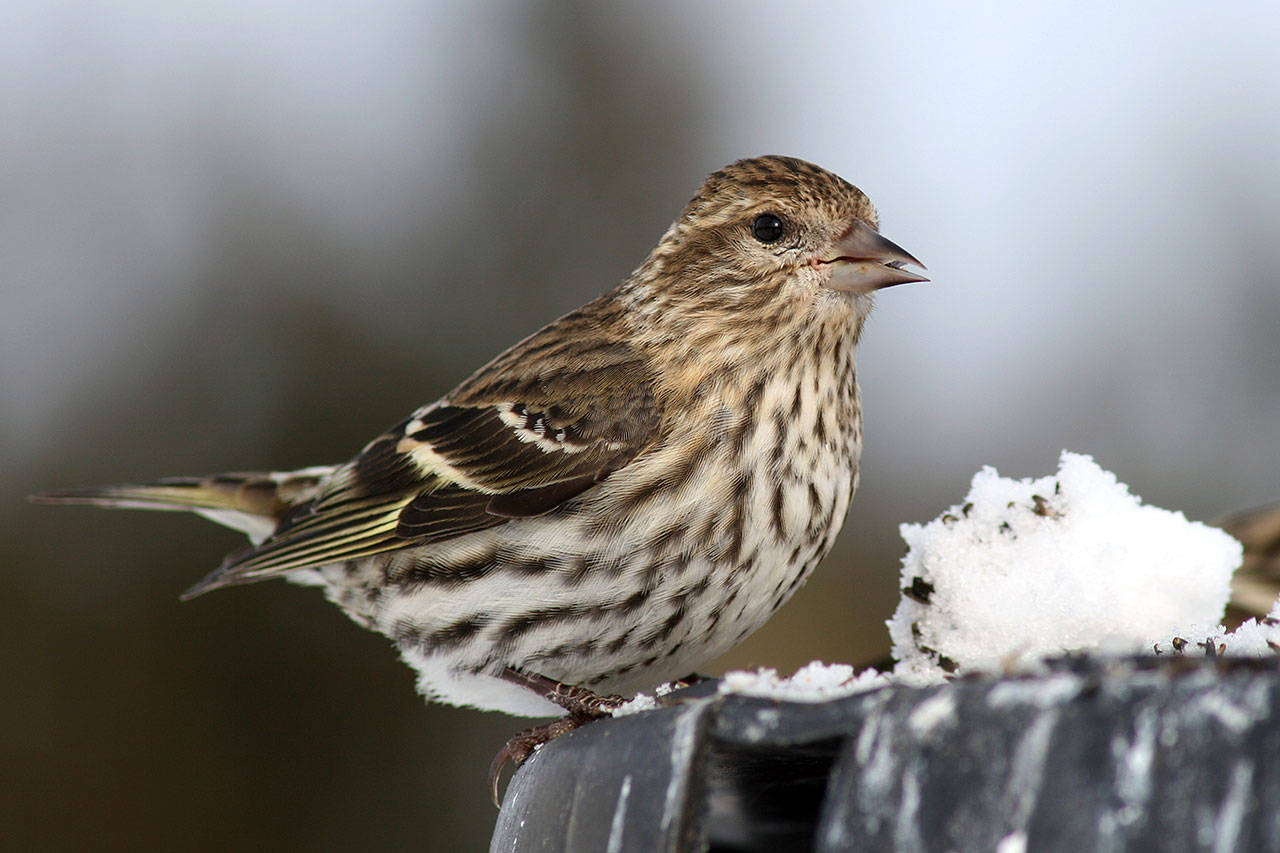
left=751, top=213, right=785, bottom=244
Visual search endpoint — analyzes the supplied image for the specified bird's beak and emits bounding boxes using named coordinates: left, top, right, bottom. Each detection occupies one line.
left=819, top=219, right=928, bottom=293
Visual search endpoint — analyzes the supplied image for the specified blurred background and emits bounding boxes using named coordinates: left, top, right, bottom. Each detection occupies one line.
left=6, top=1, right=1279, bottom=849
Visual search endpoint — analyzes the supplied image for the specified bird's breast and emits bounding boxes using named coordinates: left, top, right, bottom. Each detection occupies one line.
left=623, top=337, right=863, bottom=581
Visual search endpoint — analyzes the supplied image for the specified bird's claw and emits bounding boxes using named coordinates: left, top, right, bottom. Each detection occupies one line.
left=488, top=715, right=588, bottom=807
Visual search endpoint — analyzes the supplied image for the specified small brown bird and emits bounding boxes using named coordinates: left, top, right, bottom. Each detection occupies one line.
left=33, top=155, right=925, bottom=797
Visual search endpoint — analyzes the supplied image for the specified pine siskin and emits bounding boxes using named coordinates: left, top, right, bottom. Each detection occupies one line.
left=33, top=155, right=925, bottom=796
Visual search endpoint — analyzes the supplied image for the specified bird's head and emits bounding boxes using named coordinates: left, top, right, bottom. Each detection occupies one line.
left=637, top=155, right=926, bottom=312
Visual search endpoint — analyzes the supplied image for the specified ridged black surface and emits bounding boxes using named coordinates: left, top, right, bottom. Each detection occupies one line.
left=492, top=657, right=1280, bottom=852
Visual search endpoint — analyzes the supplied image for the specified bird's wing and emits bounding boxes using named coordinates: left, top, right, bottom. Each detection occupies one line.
left=187, top=336, right=661, bottom=596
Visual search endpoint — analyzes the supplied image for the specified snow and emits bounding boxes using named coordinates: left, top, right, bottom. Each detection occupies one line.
left=611, top=693, right=659, bottom=716
left=887, top=452, right=1257, bottom=685
left=1152, top=599, right=1280, bottom=658
left=612, top=662, right=889, bottom=715
left=718, top=661, right=890, bottom=701
left=609, top=679, right=689, bottom=716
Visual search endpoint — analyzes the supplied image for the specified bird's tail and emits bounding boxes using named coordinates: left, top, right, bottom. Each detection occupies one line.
left=30, top=466, right=336, bottom=545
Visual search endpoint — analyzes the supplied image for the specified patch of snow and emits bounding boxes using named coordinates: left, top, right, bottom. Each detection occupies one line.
left=1152, top=599, right=1280, bottom=658
left=888, top=452, right=1246, bottom=685
left=717, top=661, right=889, bottom=701
left=610, top=674, right=722, bottom=717
left=610, top=693, right=659, bottom=716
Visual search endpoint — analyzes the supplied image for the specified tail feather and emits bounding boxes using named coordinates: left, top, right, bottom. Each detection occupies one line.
left=30, top=466, right=335, bottom=544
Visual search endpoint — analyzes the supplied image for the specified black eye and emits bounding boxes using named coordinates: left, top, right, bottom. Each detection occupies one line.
left=751, top=212, right=784, bottom=244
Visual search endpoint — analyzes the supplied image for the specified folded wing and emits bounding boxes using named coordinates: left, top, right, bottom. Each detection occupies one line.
left=186, top=337, right=662, bottom=596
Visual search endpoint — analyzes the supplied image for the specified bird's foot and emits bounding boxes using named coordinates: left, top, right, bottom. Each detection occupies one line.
left=489, top=669, right=628, bottom=806
left=498, top=667, right=627, bottom=716
left=488, top=714, right=589, bottom=806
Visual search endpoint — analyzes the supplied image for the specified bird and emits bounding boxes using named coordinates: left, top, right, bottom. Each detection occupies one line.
left=32, top=155, right=926, bottom=801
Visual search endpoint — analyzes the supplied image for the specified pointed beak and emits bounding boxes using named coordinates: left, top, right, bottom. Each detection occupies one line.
left=818, top=219, right=928, bottom=293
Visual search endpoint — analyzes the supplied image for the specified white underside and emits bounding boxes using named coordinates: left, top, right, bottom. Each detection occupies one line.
left=193, top=508, right=277, bottom=544
left=400, top=647, right=565, bottom=717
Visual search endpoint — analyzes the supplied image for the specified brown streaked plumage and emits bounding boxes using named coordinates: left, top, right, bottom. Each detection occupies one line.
left=31, top=155, right=926, bottom=799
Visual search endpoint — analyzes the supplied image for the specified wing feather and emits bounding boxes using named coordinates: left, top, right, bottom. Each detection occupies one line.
left=195, top=336, right=662, bottom=593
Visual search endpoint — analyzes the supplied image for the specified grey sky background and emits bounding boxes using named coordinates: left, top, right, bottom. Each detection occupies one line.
left=8, top=2, right=1278, bottom=504
left=6, top=3, right=1278, bottom=849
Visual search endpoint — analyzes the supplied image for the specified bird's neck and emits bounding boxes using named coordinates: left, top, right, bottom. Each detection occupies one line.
left=635, top=291, right=865, bottom=414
